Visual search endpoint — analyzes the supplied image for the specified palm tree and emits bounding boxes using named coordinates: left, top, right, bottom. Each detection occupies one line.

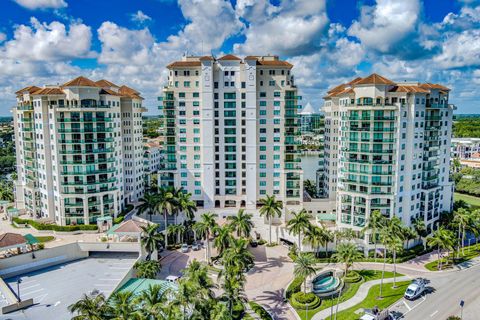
left=427, top=227, right=455, bottom=270
left=303, top=225, right=322, bottom=257
left=193, top=212, right=218, bottom=263
left=258, top=195, right=283, bottom=245
left=68, top=292, right=110, bottom=320
left=134, top=284, right=168, bottom=319
left=412, top=217, right=427, bottom=248
left=214, top=225, right=234, bottom=256
left=155, top=187, right=178, bottom=248
left=134, top=260, right=161, bottom=279
left=227, top=209, right=254, bottom=238
left=453, top=208, right=471, bottom=256
left=293, top=253, right=317, bottom=294
left=387, top=234, right=404, bottom=288
left=177, top=190, right=197, bottom=221
left=304, top=179, right=317, bottom=197
left=222, top=238, right=254, bottom=272
left=332, top=242, right=362, bottom=319
left=141, top=223, right=164, bottom=260
left=109, top=290, right=139, bottom=320
left=137, top=193, right=159, bottom=222
left=286, top=209, right=313, bottom=250
left=362, top=210, right=385, bottom=263
left=167, top=224, right=186, bottom=245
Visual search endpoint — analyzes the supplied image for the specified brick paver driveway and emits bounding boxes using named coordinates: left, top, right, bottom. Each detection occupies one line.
left=245, top=245, right=297, bottom=320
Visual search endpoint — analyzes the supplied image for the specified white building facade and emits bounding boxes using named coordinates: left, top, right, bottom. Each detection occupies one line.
left=13, top=77, right=146, bottom=226
left=322, top=74, right=455, bottom=236
left=158, top=55, right=303, bottom=217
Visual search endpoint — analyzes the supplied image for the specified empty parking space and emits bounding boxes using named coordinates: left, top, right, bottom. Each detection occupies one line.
left=1, top=252, right=137, bottom=320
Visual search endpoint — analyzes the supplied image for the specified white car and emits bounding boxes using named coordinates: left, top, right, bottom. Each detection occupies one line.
left=166, top=275, right=179, bottom=283
left=404, top=278, right=426, bottom=300
left=181, top=243, right=189, bottom=253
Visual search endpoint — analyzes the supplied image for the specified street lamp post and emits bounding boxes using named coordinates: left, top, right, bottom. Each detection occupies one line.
left=460, top=300, right=464, bottom=319
left=16, top=278, right=22, bottom=302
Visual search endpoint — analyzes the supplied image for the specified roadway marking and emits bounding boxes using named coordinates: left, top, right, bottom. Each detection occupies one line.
left=21, top=284, right=40, bottom=290
left=98, top=278, right=122, bottom=281
left=403, top=300, right=412, bottom=311
left=110, top=267, right=130, bottom=270
left=22, top=288, right=44, bottom=296
left=430, top=310, right=438, bottom=317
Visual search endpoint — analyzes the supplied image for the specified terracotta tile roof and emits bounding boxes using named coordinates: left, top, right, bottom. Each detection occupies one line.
left=99, top=88, right=122, bottom=96
left=347, top=77, right=363, bottom=85
left=96, top=79, right=119, bottom=88
left=32, top=87, right=65, bottom=95
left=114, top=220, right=147, bottom=233
left=15, top=86, right=41, bottom=95
left=119, top=85, right=143, bottom=100
left=218, top=54, right=241, bottom=61
left=199, top=56, right=214, bottom=61
left=167, top=61, right=202, bottom=68
left=419, top=83, right=450, bottom=91
left=389, top=85, right=430, bottom=93
left=324, top=87, right=355, bottom=98
left=355, top=73, right=395, bottom=85
left=62, top=76, right=100, bottom=88
left=327, top=83, right=347, bottom=94
left=0, top=233, right=26, bottom=249
left=257, top=60, right=293, bottom=68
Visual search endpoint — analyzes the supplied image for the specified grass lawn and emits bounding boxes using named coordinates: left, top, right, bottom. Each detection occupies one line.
left=454, top=192, right=480, bottom=208
left=326, top=281, right=410, bottom=320
left=294, top=270, right=403, bottom=320
left=36, top=236, right=55, bottom=243
left=424, top=243, right=480, bottom=271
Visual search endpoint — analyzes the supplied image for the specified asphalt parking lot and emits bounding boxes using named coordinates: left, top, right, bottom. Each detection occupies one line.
left=0, top=252, right=137, bottom=320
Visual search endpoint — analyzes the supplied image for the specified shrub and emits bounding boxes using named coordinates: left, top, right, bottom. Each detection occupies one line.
left=286, top=276, right=304, bottom=299
left=258, top=239, right=267, bottom=245
left=12, top=217, right=98, bottom=231
left=249, top=301, right=272, bottom=320
left=290, top=292, right=321, bottom=310
left=113, top=216, right=125, bottom=224
left=266, top=242, right=278, bottom=247
left=344, top=270, right=362, bottom=283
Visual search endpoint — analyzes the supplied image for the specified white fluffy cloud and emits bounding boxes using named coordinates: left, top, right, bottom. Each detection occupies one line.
left=14, top=0, right=67, bottom=10
left=0, top=33, right=6, bottom=43
left=348, top=0, right=420, bottom=53
left=130, top=10, right=152, bottom=25
left=234, top=0, right=329, bottom=56
left=433, top=29, right=480, bottom=68
left=1, top=17, right=92, bottom=61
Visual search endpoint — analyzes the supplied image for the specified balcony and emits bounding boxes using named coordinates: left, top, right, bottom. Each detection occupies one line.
left=62, top=178, right=116, bottom=186
left=61, top=168, right=116, bottom=175
left=57, top=117, right=112, bottom=123
left=58, top=128, right=114, bottom=133
left=59, top=148, right=114, bottom=154
left=62, top=186, right=118, bottom=194
left=60, top=158, right=115, bottom=165
left=58, top=138, right=114, bottom=144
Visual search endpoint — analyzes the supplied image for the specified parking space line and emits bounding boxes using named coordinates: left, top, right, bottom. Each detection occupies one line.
left=403, top=300, right=412, bottom=311
left=430, top=310, right=438, bottom=317
left=21, top=284, right=40, bottom=291
left=22, top=288, right=44, bottom=296
left=98, top=278, right=122, bottom=281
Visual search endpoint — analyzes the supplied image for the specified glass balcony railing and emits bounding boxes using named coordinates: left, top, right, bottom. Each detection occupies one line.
left=58, top=138, right=114, bottom=143
left=58, top=128, right=114, bottom=133
left=57, top=118, right=112, bottom=122
left=61, top=168, right=115, bottom=175
left=59, top=158, right=115, bottom=165
left=59, top=148, right=114, bottom=154
left=62, top=178, right=116, bottom=186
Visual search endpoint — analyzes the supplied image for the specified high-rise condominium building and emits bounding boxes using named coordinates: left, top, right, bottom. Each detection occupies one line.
left=322, top=74, right=454, bottom=235
left=13, top=77, right=146, bottom=226
left=159, top=55, right=303, bottom=212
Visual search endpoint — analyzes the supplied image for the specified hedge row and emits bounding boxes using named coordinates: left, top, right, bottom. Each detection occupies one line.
left=13, top=217, right=98, bottom=231
left=344, top=270, right=362, bottom=283
left=286, top=276, right=304, bottom=299
left=249, top=301, right=272, bottom=320
left=290, top=292, right=321, bottom=310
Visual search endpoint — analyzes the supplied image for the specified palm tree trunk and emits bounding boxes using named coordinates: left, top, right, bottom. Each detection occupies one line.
left=393, top=249, right=397, bottom=288
left=334, top=274, right=346, bottom=320
left=373, top=231, right=377, bottom=264
left=379, top=251, right=386, bottom=298
left=462, top=226, right=466, bottom=255
left=269, top=217, right=272, bottom=245
left=325, top=242, right=328, bottom=259
left=457, top=224, right=461, bottom=259
left=298, top=234, right=301, bottom=252
left=164, top=211, right=169, bottom=248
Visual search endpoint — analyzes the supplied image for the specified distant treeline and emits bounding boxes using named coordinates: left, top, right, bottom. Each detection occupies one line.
left=453, top=118, right=480, bottom=138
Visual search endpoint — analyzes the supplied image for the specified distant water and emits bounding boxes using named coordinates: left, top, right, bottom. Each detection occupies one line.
left=300, top=152, right=321, bottom=181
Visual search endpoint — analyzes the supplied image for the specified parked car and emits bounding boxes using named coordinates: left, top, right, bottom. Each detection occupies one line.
left=181, top=243, right=189, bottom=253
left=166, top=275, right=180, bottom=283
left=404, top=278, right=426, bottom=300
left=250, top=240, right=258, bottom=247
left=192, top=242, right=200, bottom=251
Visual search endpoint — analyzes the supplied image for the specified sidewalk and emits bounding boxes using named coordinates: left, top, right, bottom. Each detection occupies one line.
left=311, top=276, right=411, bottom=320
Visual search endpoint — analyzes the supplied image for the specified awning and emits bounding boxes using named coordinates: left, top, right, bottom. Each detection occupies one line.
left=7, top=208, right=19, bottom=217
left=23, top=233, right=40, bottom=245
left=317, top=214, right=336, bottom=221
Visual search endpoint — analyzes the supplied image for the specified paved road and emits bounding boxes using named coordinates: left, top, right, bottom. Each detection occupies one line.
left=394, top=263, right=480, bottom=320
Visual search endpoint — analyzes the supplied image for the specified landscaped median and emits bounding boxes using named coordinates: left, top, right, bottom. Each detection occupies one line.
left=287, top=270, right=403, bottom=320
left=425, top=243, right=480, bottom=271
left=327, top=280, right=410, bottom=320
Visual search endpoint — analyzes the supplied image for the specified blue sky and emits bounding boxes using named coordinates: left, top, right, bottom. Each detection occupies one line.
left=0, top=0, right=479, bottom=115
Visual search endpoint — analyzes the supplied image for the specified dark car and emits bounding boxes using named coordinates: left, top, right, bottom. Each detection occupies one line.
left=250, top=240, right=258, bottom=247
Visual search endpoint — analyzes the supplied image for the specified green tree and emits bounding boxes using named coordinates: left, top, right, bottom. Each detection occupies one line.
left=141, top=223, right=164, bottom=261
left=362, top=210, right=385, bottom=263
left=68, top=292, right=110, bottom=320
left=155, top=187, right=178, bottom=248
left=214, top=225, right=234, bottom=256
left=227, top=209, right=254, bottom=238
left=222, top=238, right=254, bottom=272
left=427, top=227, right=455, bottom=270
left=133, top=284, right=169, bottom=319
left=453, top=208, right=471, bottom=256
left=412, top=217, right=427, bottom=248
left=332, top=242, right=362, bottom=319
left=109, top=290, right=140, bottom=320
left=193, top=212, right=218, bottom=263
left=137, top=193, right=159, bottom=222
left=177, top=190, right=197, bottom=221
left=134, top=260, right=161, bottom=279
left=304, top=179, right=317, bottom=197
left=258, top=195, right=283, bottom=245
left=303, top=225, right=324, bottom=257
left=286, top=209, right=313, bottom=250
left=293, top=253, right=317, bottom=294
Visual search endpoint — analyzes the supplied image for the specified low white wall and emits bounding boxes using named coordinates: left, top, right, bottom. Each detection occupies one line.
left=0, top=243, right=88, bottom=278
left=77, top=241, right=141, bottom=253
